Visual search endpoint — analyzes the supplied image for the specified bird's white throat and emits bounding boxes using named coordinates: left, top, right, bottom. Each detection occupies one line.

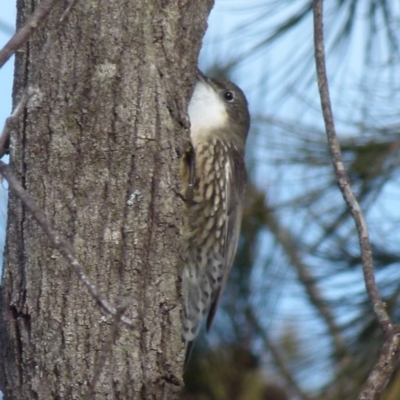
left=188, top=81, right=228, bottom=144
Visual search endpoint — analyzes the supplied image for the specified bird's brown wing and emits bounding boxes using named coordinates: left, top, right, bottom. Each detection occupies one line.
left=180, top=141, right=196, bottom=202
left=206, top=147, right=246, bottom=331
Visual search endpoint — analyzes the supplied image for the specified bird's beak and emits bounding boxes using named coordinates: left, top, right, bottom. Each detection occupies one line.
left=196, top=69, right=208, bottom=84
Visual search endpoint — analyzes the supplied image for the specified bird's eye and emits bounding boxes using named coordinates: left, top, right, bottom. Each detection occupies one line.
left=224, top=91, right=234, bottom=102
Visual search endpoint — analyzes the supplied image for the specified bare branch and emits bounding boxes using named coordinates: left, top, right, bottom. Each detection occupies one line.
left=0, top=161, right=134, bottom=327
left=0, top=87, right=38, bottom=158
left=0, top=0, right=58, bottom=68
left=35, top=0, right=81, bottom=78
left=313, top=0, right=391, bottom=334
left=85, top=298, right=131, bottom=399
left=313, top=1, right=400, bottom=398
left=0, top=0, right=80, bottom=157
left=358, top=330, right=400, bottom=400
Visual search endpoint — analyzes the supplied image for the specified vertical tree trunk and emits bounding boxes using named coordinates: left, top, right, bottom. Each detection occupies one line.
left=0, top=0, right=213, bottom=398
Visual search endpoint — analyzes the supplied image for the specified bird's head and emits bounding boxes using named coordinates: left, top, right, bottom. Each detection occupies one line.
left=188, top=70, right=250, bottom=151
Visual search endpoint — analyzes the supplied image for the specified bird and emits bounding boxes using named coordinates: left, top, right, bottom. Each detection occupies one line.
left=180, top=69, right=250, bottom=367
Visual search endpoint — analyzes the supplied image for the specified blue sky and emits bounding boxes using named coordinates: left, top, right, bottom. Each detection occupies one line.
left=0, top=3, right=15, bottom=121
left=0, top=2, right=331, bottom=392
left=0, top=6, right=14, bottom=270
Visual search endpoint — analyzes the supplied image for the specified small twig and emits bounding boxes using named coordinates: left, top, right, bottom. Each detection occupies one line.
left=0, top=0, right=80, bottom=156
left=34, top=0, right=81, bottom=80
left=313, top=0, right=391, bottom=334
left=85, top=298, right=131, bottom=399
left=313, top=1, right=400, bottom=399
left=0, top=0, right=58, bottom=68
left=0, top=87, right=38, bottom=158
left=0, top=161, right=134, bottom=327
left=58, top=0, right=80, bottom=24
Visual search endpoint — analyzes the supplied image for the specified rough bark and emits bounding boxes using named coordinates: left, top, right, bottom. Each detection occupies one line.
left=0, top=0, right=213, bottom=398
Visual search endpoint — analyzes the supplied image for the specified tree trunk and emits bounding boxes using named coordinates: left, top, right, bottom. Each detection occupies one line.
left=0, top=0, right=213, bottom=398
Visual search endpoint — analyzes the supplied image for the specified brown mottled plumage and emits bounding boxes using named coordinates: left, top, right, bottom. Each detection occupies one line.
left=181, top=70, right=250, bottom=366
